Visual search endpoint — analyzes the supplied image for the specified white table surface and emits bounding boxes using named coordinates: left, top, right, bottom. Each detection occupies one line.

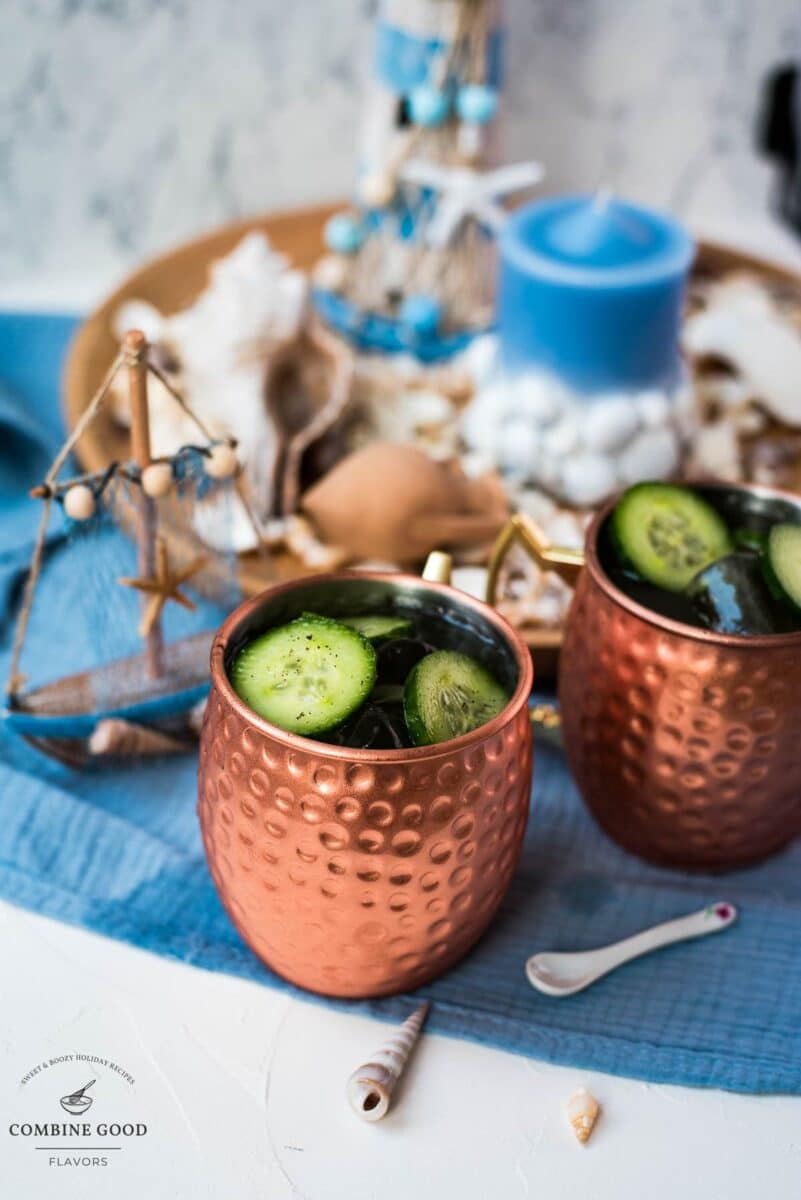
left=3, top=215, right=801, bottom=1196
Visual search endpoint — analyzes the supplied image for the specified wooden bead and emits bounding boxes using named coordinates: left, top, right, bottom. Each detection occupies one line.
left=205, top=443, right=238, bottom=479
left=63, top=483, right=96, bottom=521
left=313, top=254, right=349, bottom=293
left=358, top=171, right=396, bottom=209
left=141, top=461, right=174, bottom=498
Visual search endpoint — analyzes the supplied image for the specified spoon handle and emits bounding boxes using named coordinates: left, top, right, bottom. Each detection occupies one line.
left=592, top=902, right=738, bottom=975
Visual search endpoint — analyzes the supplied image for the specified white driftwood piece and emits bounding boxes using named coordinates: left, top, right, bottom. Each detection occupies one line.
left=347, top=1002, right=429, bottom=1122
left=565, top=1087, right=600, bottom=1145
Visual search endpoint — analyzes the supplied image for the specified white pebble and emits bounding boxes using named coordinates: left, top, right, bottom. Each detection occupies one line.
left=545, top=511, right=586, bottom=547
left=459, top=334, right=499, bottom=388
left=580, top=395, right=640, bottom=453
left=543, top=415, right=579, bottom=458
left=512, top=374, right=561, bottom=426
left=617, top=428, right=680, bottom=484
left=636, top=390, right=671, bottom=428
left=460, top=403, right=496, bottom=458
left=497, top=419, right=541, bottom=479
left=515, top=487, right=558, bottom=524
left=559, top=453, right=617, bottom=507
left=451, top=566, right=488, bottom=600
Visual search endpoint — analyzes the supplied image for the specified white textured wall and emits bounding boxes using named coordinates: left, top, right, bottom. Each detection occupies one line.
left=0, top=0, right=798, bottom=293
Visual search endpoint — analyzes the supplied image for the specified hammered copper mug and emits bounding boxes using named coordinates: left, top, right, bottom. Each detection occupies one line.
left=198, top=557, right=533, bottom=998
left=488, top=481, right=801, bottom=870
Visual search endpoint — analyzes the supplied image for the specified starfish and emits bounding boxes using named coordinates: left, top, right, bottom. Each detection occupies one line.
left=119, top=536, right=206, bottom=637
left=399, top=158, right=544, bottom=248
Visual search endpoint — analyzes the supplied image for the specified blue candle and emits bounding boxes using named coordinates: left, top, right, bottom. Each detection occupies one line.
left=497, top=194, right=694, bottom=393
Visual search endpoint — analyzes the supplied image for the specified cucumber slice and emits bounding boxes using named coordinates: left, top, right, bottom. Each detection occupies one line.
left=229, top=616, right=376, bottom=736
left=611, top=483, right=732, bottom=592
left=764, top=524, right=801, bottom=615
left=403, top=650, right=509, bottom=746
left=339, top=614, right=415, bottom=643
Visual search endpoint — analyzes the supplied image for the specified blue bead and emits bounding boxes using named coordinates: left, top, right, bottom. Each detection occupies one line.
left=408, top=85, right=450, bottom=128
left=324, top=213, right=365, bottom=255
left=456, top=84, right=498, bottom=125
left=400, top=294, right=442, bottom=336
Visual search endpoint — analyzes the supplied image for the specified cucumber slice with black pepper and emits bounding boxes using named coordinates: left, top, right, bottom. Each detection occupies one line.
left=229, top=616, right=376, bottom=736
left=339, top=614, right=415, bottom=643
left=403, top=650, right=509, bottom=746
left=764, top=524, right=801, bottom=615
left=611, top=483, right=732, bottom=592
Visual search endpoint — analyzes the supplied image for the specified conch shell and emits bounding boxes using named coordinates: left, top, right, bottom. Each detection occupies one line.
left=683, top=274, right=801, bottom=427
left=302, top=443, right=508, bottom=565
left=565, top=1087, right=600, bottom=1145
left=347, top=1002, right=429, bottom=1122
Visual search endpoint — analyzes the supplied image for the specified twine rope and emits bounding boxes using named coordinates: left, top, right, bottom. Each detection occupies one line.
left=5, top=344, right=227, bottom=699
left=5, top=349, right=125, bottom=696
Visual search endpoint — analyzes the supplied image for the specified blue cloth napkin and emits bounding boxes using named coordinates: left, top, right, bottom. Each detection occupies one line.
left=1, top=313, right=799, bottom=1095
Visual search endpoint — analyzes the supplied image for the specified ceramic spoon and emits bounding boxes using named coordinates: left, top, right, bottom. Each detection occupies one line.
left=526, top=902, right=738, bottom=997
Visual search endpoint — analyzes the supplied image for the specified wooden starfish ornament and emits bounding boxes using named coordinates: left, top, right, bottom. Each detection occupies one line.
left=119, top=536, right=206, bottom=637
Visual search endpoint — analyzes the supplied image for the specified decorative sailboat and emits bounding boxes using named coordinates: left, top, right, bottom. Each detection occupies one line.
left=2, top=329, right=247, bottom=761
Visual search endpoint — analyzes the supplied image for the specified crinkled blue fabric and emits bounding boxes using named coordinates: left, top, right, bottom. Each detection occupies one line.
left=1, top=313, right=799, bottom=1093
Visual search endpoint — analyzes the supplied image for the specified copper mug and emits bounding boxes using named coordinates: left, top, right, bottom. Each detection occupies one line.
left=488, top=481, right=801, bottom=870
left=198, top=556, right=533, bottom=998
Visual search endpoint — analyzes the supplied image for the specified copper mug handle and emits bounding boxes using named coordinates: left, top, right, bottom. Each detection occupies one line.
left=485, top=513, right=585, bottom=605
left=485, top=514, right=587, bottom=746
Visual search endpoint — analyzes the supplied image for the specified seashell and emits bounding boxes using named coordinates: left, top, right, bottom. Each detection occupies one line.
left=617, top=427, right=679, bottom=485
left=559, top=452, right=617, bottom=507
left=88, top=718, right=191, bottom=758
left=566, top=1087, right=600, bottom=1145
left=683, top=281, right=801, bottom=427
left=580, top=395, right=640, bottom=453
left=302, top=443, right=508, bottom=565
left=347, top=1002, right=429, bottom=1122
left=264, top=320, right=355, bottom=518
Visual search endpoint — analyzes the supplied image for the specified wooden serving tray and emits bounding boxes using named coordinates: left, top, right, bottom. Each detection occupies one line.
left=64, top=203, right=801, bottom=664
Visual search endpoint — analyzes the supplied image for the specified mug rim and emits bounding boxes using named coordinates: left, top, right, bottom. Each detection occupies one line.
left=210, top=569, right=534, bottom=761
left=585, top=478, right=801, bottom=649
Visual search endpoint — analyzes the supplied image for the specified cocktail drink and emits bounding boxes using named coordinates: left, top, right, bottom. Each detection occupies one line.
left=229, top=608, right=510, bottom=751
left=556, top=480, right=801, bottom=869
left=602, top=482, right=801, bottom=637
left=198, top=570, right=533, bottom=998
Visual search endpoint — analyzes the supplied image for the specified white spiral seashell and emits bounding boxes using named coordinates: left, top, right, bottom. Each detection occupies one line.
left=347, top=1002, right=429, bottom=1122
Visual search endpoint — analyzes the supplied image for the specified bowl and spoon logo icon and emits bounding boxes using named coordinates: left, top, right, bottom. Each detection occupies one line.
left=59, top=1079, right=95, bottom=1116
